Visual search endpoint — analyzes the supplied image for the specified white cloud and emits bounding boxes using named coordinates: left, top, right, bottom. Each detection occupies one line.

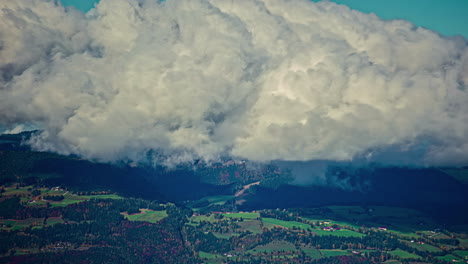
left=1, top=0, right=467, bottom=166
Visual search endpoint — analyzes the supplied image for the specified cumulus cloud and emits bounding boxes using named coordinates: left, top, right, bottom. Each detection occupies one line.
left=1, top=0, right=467, bottom=166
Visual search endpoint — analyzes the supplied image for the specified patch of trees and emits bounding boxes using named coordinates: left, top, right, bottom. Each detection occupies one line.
left=43, top=195, right=64, bottom=201
left=0, top=198, right=198, bottom=263
left=185, top=225, right=233, bottom=253
left=0, top=197, right=22, bottom=218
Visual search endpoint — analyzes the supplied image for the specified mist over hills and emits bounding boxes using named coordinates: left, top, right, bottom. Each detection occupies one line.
left=1, top=131, right=467, bottom=226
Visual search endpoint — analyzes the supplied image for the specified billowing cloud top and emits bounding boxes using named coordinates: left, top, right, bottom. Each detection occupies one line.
left=1, top=0, right=467, bottom=166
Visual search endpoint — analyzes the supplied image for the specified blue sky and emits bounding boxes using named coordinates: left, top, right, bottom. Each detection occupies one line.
left=59, top=0, right=99, bottom=13
left=315, top=0, right=468, bottom=39
left=60, top=0, right=468, bottom=39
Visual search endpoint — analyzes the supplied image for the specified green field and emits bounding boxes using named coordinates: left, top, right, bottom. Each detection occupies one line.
left=212, top=232, right=240, bottom=239
left=45, top=217, right=64, bottom=226
left=459, top=239, right=468, bottom=248
left=222, top=212, right=259, bottom=219
left=311, top=228, right=365, bottom=237
left=1, top=185, right=123, bottom=208
left=406, top=242, right=441, bottom=252
left=454, top=250, right=468, bottom=258
left=198, top=251, right=225, bottom=264
left=437, top=254, right=462, bottom=262
left=389, top=249, right=421, bottom=259
left=190, top=214, right=218, bottom=223
left=2, top=186, right=31, bottom=196
left=49, top=193, right=122, bottom=207
left=383, top=260, right=402, bottom=264
left=302, top=217, right=364, bottom=230
left=386, top=229, right=421, bottom=239
left=124, top=210, right=168, bottom=223
left=0, top=218, right=43, bottom=231
left=42, top=189, right=67, bottom=195
left=323, top=220, right=363, bottom=230
left=247, top=241, right=296, bottom=254
left=262, top=218, right=311, bottom=230
left=300, top=246, right=322, bottom=259
left=320, top=250, right=349, bottom=257
left=238, top=219, right=262, bottom=233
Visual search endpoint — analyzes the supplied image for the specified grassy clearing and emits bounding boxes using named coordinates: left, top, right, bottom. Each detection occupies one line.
left=85, top=194, right=122, bottom=199
left=312, top=228, right=365, bottom=237
left=48, top=194, right=88, bottom=207
left=262, top=218, right=311, bottom=230
left=124, top=210, right=168, bottom=223
left=0, top=218, right=43, bottom=231
left=420, top=230, right=450, bottom=239
left=458, top=239, right=468, bottom=248
left=222, top=212, right=259, bottom=219
left=247, top=241, right=296, bottom=254
left=302, top=217, right=363, bottom=230
left=324, top=220, right=363, bottom=230
left=454, top=250, right=468, bottom=258
left=13, top=248, right=41, bottom=256
left=49, top=193, right=122, bottom=207
left=42, top=189, right=66, bottom=195
left=212, top=232, right=240, bottom=239
left=388, top=249, right=421, bottom=259
left=405, top=242, right=441, bottom=252
left=300, top=246, right=322, bottom=259
left=432, top=233, right=452, bottom=239
left=239, top=219, right=262, bottom=233
left=0, top=217, right=64, bottom=231
left=1, top=185, right=122, bottom=208
left=2, top=186, right=30, bottom=196
left=190, top=214, right=218, bottom=223
left=436, top=254, right=462, bottom=262
left=45, top=217, right=64, bottom=226
left=198, top=251, right=225, bottom=264
left=383, top=260, right=402, bottom=264
left=386, top=229, right=420, bottom=239
left=320, top=250, right=349, bottom=257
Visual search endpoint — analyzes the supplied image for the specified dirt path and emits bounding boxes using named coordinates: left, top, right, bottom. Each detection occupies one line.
left=235, top=181, right=260, bottom=197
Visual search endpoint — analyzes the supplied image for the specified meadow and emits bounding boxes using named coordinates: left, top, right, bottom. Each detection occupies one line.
left=222, top=212, right=259, bottom=219
left=123, top=209, right=168, bottom=223
left=320, top=250, right=349, bottom=258
left=247, top=241, right=296, bottom=253
left=388, top=249, right=421, bottom=259
left=436, top=254, right=462, bottom=262
left=262, top=218, right=311, bottom=230
left=311, top=228, right=365, bottom=237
